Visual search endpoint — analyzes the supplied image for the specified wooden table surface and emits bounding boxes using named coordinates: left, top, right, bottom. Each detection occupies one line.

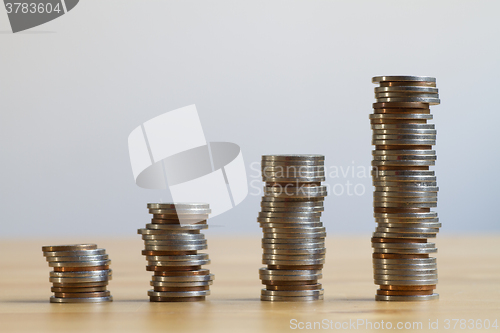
left=1, top=236, right=499, bottom=332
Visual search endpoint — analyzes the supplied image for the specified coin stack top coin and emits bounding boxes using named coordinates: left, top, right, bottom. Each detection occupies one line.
left=370, top=75, right=440, bottom=301
left=138, top=203, right=213, bottom=302
left=258, top=154, right=327, bottom=302
left=42, top=244, right=113, bottom=303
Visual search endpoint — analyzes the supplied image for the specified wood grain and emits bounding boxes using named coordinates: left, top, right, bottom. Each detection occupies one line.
left=0, top=236, right=499, bottom=332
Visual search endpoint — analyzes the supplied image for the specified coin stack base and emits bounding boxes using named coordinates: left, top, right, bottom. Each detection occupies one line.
left=139, top=203, right=213, bottom=302
left=370, top=76, right=441, bottom=301
left=259, top=155, right=327, bottom=301
left=42, top=244, right=113, bottom=303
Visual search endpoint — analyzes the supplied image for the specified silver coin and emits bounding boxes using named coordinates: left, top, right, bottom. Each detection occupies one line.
left=371, top=124, right=435, bottom=130
left=260, top=295, right=323, bottom=302
left=138, top=229, right=200, bottom=235
left=372, top=243, right=435, bottom=249
left=375, top=227, right=439, bottom=234
left=371, top=147, right=436, bottom=154
left=261, top=289, right=324, bottom=296
left=150, top=281, right=213, bottom=287
left=261, top=196, right=324, bottom=202
left=374, top=279, right=438, bottom=285
left=48, top=260, right=111, bottom=268
left=262, top=166, right=324, bottom=174
left=259, top=223, right=324, bottom=229
left=147, top=203, right=210, bottom=209
left=261, top=227, right=326, bottom=233
left=263, top=232, right=326, bottom=239
left=262, top=243, right=325, bottom=250
left=262, top=238, right=325, bottom=244
left=263, top=253, right=325, bottom=259
left=372, top=155, right=436, bottom=161
left=373, top=191, right=437, bottom=198
left=372, top=129, right=437, bottom=135
left=258, top=212, right=322, bottom=218
left=375, top=92, right=438, bottom=98
left=374, top=274, right=438, bottom=281
left=45, top=255, right=109, bottom=262
left=372, top=160, right=436, bottom=167
left=263, top=248, right=326, bottom=255
left=373, top=263, right=437, bottom=270
left=50, top=296, right=113, bottom=303
left=261, top=207, right=324, bottom=213
left=49, top=276, right=111, bottom=283
left=147, top=260, right=210, bottom=266
left=50, top=270, right=111, bottom=277
left=146, top=254, right=209, bottom=261
left=261, top=201, right=324, bottom=207
left=148, top=208, right=211, bottom=215
left=264, top=187, right=328, bottom=198
left=376, top=97, right=440, bottom=105
left=372, top=134, right=437, bottom=141
left=373, top=258, right=436, bottom=265
left=262, top=155, right=325, bottom=161
left=152, top=274, right=214, bottom=282
left=373, top=248, right=437, bottom=254
left=373, top=181, right=437, bottom=187
left=374, top=217, right=439, bottom=223
left=372, top=76, right=436, bottom=83
left=145, top=224, right=208, bottom=230
left=144, top=245, right=208, bottom=251
left=143, top=239, right=207, bottom=245
left=370, top=113, right=433, bottom=120
left=373, top=269, right=437, bottom=275
left=373, top=202, right=437, bottom=208
left=375, top=294, right=439, bottom=301
left=258, top=217, right=321, bottom=223
left=372, top=232, right=433, bottom=239
left=263, top=259, right=325, bottom=265
left=374, top=86, right=438, bottom=93
left=147, top=290, right=210, bottom=297
left=372, top=149, right=435, bottom=156
left=43, top=249, right=106, bottom=257
left=374, top=212, right=438, bottom=219
left=376, top=222, right=441, bottom=229
left=259, top=268, right=322, bottom=276
left=373, top=196, right=437, bottom=203
left=142, top=234, right=205, bottom=240
left=372, top=170, right=435, bottom=177
left=263, top=176, right=326, bottom=182
left=262, top=170, right=325, bottom=178
left=259, top=274, right=322, bottom=281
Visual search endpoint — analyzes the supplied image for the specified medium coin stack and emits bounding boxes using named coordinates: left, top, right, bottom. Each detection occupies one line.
left=258, top=155, right=327, bottom=301
left=138, top=203, right=213, bottom=302
left=42, top=244, right=113, bottom=303
left=370, top=76, right=441, bottom=301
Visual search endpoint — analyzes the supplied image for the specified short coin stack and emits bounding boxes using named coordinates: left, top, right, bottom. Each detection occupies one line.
left=258, top=155, right=327, bottom=301
left=42, top=244, right=113, bottom=303
left=138, top=203, right=213, bottom=302
left=370, top=75, right=441, bottom=301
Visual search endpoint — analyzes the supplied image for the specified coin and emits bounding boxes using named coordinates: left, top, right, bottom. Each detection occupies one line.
left=260, top=295, right=324, bottom=302
left=42, top=244, right=97, bottom=252
left=375, top=294, right=439, bottom=301
left=50, top=296, right=113, bottom=303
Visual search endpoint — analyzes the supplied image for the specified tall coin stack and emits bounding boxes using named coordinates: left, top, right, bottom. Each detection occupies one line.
left=42, top=244, right=113, bottom=303
left=370, top=76, right=441, bottom=301
left=138, top=203, right=213, bottom=302
left=258, top=155, right=327, bottom=301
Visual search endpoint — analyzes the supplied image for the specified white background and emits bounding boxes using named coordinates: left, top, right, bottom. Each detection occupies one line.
left=1, top=0, right=499, bottom=237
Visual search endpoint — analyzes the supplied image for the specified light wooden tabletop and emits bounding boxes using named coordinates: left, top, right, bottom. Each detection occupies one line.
left=0, top=236, right=499, bottom=332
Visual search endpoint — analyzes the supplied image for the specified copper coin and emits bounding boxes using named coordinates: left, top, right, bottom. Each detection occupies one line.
left=377, top=289, right=433, bottom=296
left=379, top=82, right=436, bottom=88
left=260, top=280, right=317, bottom=286
left=149, top=296, right=205, bottom=302
left=372, top=253, right=429, bottom=259
left=142, top=250, right=197, bottom=256
left=380, top=285, right=436, bottom=291
left=53, top=291, right=111, bottom=298
left=147, top=265, right=201, bottom=272
left=154, top=269, right=210, bottom=277
left=265, top=283, right=322, bottom=291
left=151, top=219, right=207, bottom=225
left=51, top=286, right=108, bottom=293
left=375, top=145, right=433, bottom=151
left=267, top=265, right=323, bottom=270
left=52, top=282, right=108, bottom=288
left=371, top=238, right=427, bottom=244
left=53, top=265, right=109, bottom=272
left=153, top=286, right=209, bottom=292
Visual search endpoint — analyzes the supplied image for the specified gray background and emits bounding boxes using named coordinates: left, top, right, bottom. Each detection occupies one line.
left=1, top=0, right=499, bottom=238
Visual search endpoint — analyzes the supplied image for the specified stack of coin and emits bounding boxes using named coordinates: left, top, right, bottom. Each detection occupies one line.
left=42, top=244, right=112, bottom=303
left=370, top=76, right=441, bottom=301
left=138, top=203, right=213, bottom=302
left=258, top=155, right=327, bottom=301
